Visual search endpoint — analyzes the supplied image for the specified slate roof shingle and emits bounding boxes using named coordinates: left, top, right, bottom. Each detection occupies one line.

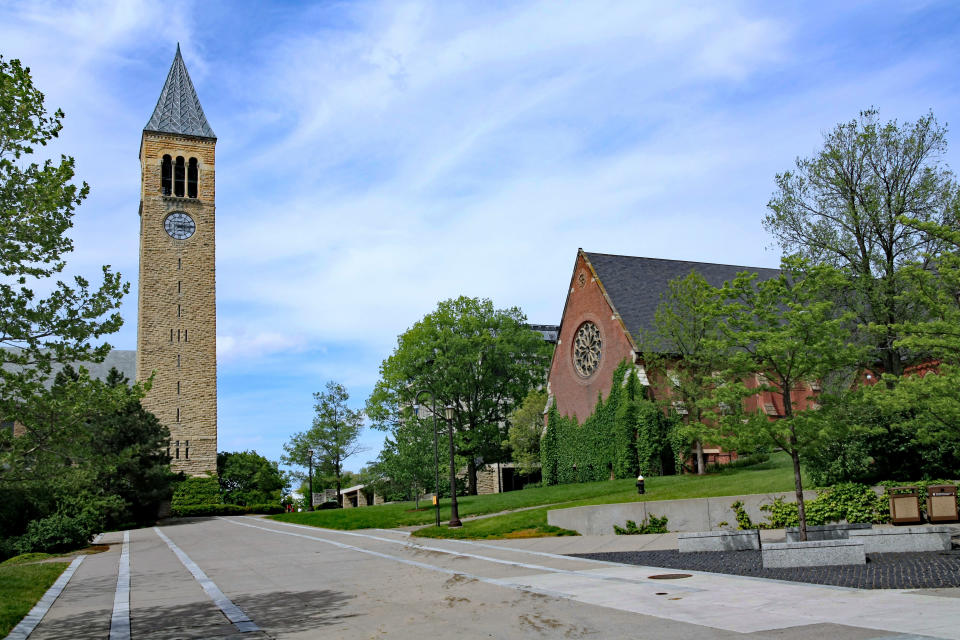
left=583, top=251, right=781, bottom=344
left=144, top=45, right=216, bottom=139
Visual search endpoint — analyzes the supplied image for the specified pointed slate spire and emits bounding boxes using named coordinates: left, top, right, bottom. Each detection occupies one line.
left=144, top=44, right=216, bottom=139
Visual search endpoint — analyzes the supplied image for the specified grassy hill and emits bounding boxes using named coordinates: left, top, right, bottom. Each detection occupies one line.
left=270, top=452, right=800, bottom=538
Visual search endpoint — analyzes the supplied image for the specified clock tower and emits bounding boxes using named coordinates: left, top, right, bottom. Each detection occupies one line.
left=137, top=46, right=218, bottom=476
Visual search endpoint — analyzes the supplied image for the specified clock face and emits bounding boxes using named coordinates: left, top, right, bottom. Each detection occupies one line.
left=164, top=212, right=196, bottom=240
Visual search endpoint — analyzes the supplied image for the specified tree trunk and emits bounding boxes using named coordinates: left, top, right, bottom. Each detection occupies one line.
left=335, top=463, right=342, bottom=507
left=791, top=448, right=807, bottom=542
left=467, top=458, right=477, bottom=495
left=694, top=440, right=705, bottom=475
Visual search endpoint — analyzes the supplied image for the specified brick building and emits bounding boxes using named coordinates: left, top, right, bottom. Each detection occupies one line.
left=546, top=249, right=794, bottom=469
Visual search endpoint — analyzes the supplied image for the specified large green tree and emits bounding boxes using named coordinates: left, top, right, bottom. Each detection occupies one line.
left=366, top=296, right=550, bottom=494
left=640, top=272, right=730, bottom=475
left=720, top=259, right=865, bottom=540
left=217, top=450, right=287, bottom=506
left=764, top=109, right=958, bottom=378
left=0, top=57, right=126, bottom=414
left=282, top=381, right=365, bottom=507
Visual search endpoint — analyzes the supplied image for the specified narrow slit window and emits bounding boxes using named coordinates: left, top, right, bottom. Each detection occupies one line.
left=170, top=329, right=174, bottom=342
left=176, top=408, right=180, bottom=422
left=184, top=440, right=190, bottom=460
left=161, top=155, right=172, bottom=195
left=174, top=440, right=180, bottom=459
left=187, top=158, right=198, bottom=198
left=177, top=354, right=181, bottom=368
left=167, top=440, right=171, bottom=457
left=177, top=381, right=180, bottom=395
left=184, top=329, right=188, bottom=342
left=177, top=329, right=181, bottom=342
left=178, top=281, right=181, bottom=294
left=178, top=258, right=182, bottom=270
left=174, top=156, right=185, bottom=197
left=178, top=304, right=181, bottom=318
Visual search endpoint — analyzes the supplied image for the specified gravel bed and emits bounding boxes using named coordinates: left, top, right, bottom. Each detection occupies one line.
left=569, top=549, right=960, bottom=589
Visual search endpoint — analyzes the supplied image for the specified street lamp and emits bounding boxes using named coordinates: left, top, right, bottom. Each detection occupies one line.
left=307, top=449, right=315, bottom=512
left=413, top=390, right=442, bottom=528
left=444, top=403, right=461, bottom=527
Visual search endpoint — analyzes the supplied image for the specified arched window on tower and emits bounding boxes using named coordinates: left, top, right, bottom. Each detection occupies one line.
left=187, top=158, right=199, bottom=198
left=174, top=156, right=185, bottom=197
left=161, top=155, right=172, bottom=195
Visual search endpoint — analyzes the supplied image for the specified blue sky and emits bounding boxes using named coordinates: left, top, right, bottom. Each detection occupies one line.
left=1, top=1, right=958, bottom=473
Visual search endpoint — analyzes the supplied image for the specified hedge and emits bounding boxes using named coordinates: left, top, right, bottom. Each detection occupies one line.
left=541, top=360, right=682, bottom=485
left=170, top=503, right=283, bottom=517
left=171, top=476, right=221, bottom=509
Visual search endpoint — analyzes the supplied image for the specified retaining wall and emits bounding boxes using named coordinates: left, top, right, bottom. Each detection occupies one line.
left=547, top=490, right=818, bottom=535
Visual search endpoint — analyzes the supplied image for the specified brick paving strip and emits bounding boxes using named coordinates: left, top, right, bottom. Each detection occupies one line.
left=109, top=530, right=131, bottom=640
left=153, top=526, right=260, bottom=632
left=569, top=548, right=960, bottom=589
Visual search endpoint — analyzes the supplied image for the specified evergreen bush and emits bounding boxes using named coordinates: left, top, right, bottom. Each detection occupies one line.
left=171, top=476, right=222, bottom=509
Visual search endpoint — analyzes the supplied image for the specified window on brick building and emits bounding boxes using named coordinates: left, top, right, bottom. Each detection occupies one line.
left=184, top=329, right=188, bottom=342
left=161, top=155, right=172, bottom=195
left=176, top=407, right=181, bottom=422
left=185, top=440, right=190, bottom=460
left=174, top=440, right=180, bottom=459
left=187, top=158, right=198, bottom=198
left=174, top=156, right=185, bottom=197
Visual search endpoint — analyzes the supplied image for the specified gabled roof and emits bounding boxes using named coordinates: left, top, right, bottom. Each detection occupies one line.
left=1, top=349, right=137, bottom=388
left=583, top=251, right=780, bottom=344
left=144, top=45, right=216, bottom=139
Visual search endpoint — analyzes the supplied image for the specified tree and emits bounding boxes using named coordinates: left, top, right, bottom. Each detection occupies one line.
left=764, top=109, right=957, bottom=379
left=373, top=409, right=438, bottom=505
left=720, top=258, right=865, bottom=540
left=0, top=57, right=127, bottom=418
left=506, top=389, right=547, bottom=477
left=367, top=297, right=550, bottom=494
left=640, top=272, right=730, bottom=475
left=282, top=381, right=365, bottom=507
left=217, top=451, right=287, bottom=506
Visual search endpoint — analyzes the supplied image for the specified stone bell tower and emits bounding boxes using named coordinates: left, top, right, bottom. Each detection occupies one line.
left=137, top=45, right=218, bottom=476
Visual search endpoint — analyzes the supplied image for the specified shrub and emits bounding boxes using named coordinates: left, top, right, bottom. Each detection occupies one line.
left=613, top=514, right=669, bottom=535
left=170, top=503, right=283, bottom=517
left=171, top=476, right=221, bottom=509
left=14, top=513, right=92, bottom=554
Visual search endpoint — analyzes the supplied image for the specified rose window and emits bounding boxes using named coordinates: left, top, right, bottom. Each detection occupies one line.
left=573, top=321, right=602, bottom=378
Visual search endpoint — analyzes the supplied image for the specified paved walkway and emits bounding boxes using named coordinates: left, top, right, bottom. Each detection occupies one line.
left=14, top=517, right=960, bottom=639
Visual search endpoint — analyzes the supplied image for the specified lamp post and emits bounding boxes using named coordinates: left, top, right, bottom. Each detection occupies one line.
left=307, top=449, right=315, bottom=512
left=413, top=390, right=442, bottom=528
left=445, top=404, right=461, bottom=527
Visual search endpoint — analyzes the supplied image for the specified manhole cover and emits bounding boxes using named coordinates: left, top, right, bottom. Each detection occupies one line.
left=648, top=573, right=692, bottom=580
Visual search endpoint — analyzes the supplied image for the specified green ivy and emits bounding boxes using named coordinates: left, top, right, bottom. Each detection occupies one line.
left=542, top=361, right=680, bottom=485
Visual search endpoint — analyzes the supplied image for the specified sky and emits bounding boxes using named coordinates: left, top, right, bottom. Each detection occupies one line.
left=1, top=0, right=958, bottom=474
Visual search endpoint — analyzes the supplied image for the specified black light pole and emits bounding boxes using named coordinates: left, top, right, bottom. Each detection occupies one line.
left=445, top=404, right=461, bottom=527
left=307, top=449, right=315, bottom=512
left=413, top=390, right=441, bottom=528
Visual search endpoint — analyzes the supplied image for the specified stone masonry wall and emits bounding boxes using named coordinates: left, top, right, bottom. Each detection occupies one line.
left=137, top=132, right=218, bottom=476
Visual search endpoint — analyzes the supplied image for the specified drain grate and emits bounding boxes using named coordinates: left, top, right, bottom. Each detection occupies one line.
left=648, top=573, right=692, bottom=580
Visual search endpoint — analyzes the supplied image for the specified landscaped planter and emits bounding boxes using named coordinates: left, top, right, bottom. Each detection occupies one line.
left=762, top=539, right=866, bottom=568
left=848, top=526, right=954, bottom=553
left=785, top=523, right=872, bottom=542
left=678, top=530, right=760, bottom=553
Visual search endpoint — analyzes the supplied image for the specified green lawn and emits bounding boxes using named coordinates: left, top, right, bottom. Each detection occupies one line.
left=273, top=453, right=801, bottom=539
left=0, top=561, right=69, bottom=636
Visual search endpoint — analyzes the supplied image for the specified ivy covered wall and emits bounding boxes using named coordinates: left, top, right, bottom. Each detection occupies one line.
left=542, top=360, right=681, bottom=485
